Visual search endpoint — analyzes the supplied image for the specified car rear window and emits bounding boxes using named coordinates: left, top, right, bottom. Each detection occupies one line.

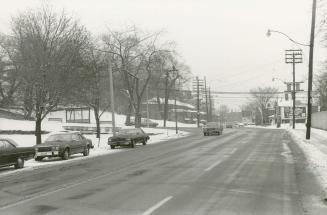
left=45, top=134, right=73, bottom=142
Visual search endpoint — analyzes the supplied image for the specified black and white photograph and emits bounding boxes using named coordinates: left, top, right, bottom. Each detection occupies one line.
left=0, top=0, right=327, bottom=214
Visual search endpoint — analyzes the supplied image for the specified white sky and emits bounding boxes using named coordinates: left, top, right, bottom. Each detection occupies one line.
left=0, top=0, right=326, bottom=110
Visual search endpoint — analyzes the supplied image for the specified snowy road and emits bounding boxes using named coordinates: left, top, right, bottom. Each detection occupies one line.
left=0, top=128, right=324, bottom=214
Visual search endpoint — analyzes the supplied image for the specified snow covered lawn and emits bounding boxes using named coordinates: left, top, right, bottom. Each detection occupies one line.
left=287, top=124, right=327, bottom=198
left=0, top=118, right=190, bottom=176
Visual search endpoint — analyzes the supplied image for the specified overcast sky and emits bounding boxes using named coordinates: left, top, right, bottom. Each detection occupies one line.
left=0, top=0, right=326, bottom=109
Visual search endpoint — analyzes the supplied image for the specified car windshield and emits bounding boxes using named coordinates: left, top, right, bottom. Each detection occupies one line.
left=118, top=129, right=138, bottom=135
left=206, top=122, right=218, bottom=127
left=45, top=134, right=72, bottom=142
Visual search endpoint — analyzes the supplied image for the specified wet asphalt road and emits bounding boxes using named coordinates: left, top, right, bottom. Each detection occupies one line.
left=0, top=127, right=315, bottom=214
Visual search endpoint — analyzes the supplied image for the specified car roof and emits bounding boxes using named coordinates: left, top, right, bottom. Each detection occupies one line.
left=0, top=138, right=18, bottom=146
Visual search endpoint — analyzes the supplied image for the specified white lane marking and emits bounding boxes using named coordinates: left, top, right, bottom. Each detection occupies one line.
left=204, top=160, right=222, bottom=172
left=142, top=196, right=173, bottom=215
left=0, top=171, right=114, bottom=211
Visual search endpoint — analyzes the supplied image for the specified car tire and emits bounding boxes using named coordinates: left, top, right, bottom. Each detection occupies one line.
left=83, top=147, right=89, bottom=156
left=130, top=140, right=135, bottom=148
left=62, top=149, right=70, bottom=160
left=110, top=145, right=115, bottom=149
left=35, top=157, right=43, bottom=161
left=14, top=157, right=24, bottom=169
left=142, top=139, right=147, bottom=145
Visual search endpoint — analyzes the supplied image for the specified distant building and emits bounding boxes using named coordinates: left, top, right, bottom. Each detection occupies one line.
left=141, top=97, right=205, bottom=124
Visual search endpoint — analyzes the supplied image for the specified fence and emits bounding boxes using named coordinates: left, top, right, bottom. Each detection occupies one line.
left=312, top=111, right=327, bottom=130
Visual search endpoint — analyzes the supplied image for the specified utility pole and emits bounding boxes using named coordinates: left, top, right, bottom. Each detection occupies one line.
left=285, top=49, right=302, bottom=129
left=197, top=76, right=200, bottom=128
left=146, top=85, right=149, bottom=128
left=174, top=84, right=178, bottom=134
left=209, top=87, right=212, bottom=122
left=306, top=0, right=317, bottom=140
left=164, top=70, right=169, bottom=127
left=204, top=77, right=209, bottom=123
left=109, top=60, right=116, bottom=136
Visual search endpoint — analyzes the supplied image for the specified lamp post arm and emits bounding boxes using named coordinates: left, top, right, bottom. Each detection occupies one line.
left=268, top=29, right=310, bottom=47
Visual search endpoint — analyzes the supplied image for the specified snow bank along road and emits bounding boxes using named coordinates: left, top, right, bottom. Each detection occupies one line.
left=0, top=128, right=324, bottom=214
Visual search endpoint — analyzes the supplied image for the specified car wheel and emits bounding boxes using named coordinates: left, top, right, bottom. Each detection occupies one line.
left=62, top=149, right=70, bottom=160
left=14, top=157, right=24, bottom=169
left=83, top=146, right=89, bottom=156
left=35, top=156, right=43, bottom=161
left=142, top=139, right=147, bottom=145
left=130, top=140, right=135, bottom=148
left=110, top=145, right=115, bottom=149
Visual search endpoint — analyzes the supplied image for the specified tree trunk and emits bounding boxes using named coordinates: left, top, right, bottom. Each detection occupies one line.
left=156, top=95, right=163, bottom=119
left=35, top=116, right=42, bottom=145
left=125, top=102, right=133, bottom=125
left=94, top=106, right=101, bottom=139
left=135, top=102, right=142, bottom=128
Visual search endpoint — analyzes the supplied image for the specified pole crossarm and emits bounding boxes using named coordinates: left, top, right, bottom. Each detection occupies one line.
left=267, top=29, right=310, bottom=47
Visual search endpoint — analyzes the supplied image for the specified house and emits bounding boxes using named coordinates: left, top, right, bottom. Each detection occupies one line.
left=141, top=97, right=205, bottom=124
left=45, top=107, right=120, bottom=133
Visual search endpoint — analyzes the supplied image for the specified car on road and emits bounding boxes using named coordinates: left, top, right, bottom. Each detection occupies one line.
left=203, top=122, right=223, bottom=136
left=34, top=131, right=93, bottom=161
left=108, top=128, right=150, bottom=149
left=0, top=138, right=35, bottom=169
left=226, top=122, right=233, bottom=128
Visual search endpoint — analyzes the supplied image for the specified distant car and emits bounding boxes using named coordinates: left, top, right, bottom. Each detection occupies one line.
left=203, top=122, right=223, bottom=136
left=0, top=138, right=35, bottom=169
left=125, top=118, right=158, bottom=127
left=226, top=122, right=233, bottom=128
left=108, top=128, right=150, bottom=149
left=34, top=131, right=93, bottom=161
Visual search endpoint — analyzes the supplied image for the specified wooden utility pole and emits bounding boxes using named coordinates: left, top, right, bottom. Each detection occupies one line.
left=209, top=87, right=212, bottom=122
left=163, top=70, right=169, bottom=128
left=306, top=0, right=317, bottom=140
left=204, top=77, right=209, bottom=123
left=285, top=49, right=302, bottom=129
left=197, top=76, right=200, bottom=127
left=109, top=60, right=116, bottom=136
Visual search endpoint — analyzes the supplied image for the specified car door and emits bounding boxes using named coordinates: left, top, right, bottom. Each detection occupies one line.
left=0, top=140, right=7, bottom=166
left=0, top=140, right=16, bottom=166
left=72, top=134, right=84, bottom=153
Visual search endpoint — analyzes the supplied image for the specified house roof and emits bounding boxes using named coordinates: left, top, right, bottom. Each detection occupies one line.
left=144, top=97, right=195, bottom=109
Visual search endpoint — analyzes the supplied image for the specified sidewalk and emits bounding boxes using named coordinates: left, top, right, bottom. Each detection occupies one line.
left=287, top=123, right=327, bottom=201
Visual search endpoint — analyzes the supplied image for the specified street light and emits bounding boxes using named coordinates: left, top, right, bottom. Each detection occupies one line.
left=267, top=0, right=317, bottom=139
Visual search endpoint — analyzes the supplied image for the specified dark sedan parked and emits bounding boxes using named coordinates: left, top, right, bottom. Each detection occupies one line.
left=34, top=131, right=93, bottom=161
left=108, top=128, right=150, bottom=149
left=0, top=138, right=34, bottom=169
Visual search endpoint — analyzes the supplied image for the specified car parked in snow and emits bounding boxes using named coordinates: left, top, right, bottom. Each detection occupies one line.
left=108, top=128, right=150, bottom=149
left=0, top=138, right=34, bottom=169
left=34, top=131, right=93, bottom=161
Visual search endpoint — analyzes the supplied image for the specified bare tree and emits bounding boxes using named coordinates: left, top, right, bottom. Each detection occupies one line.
left=250, top=87, right=278, bottom=125
left=103, top=27, right=169, bottom=127
left=315, top=71, right=327, bottom=111
left=0, top=36, right=22, bottom=108
left=9, top=7, right=89, bottom=144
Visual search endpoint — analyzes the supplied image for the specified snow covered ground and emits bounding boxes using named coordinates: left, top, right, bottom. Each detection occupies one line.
left=287, top=123, right=327, bottom=199
left=0, top=118, right=190, bottom=176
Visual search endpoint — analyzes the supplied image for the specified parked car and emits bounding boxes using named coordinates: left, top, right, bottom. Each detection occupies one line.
left=108, top=128, right=150, bottom=149
left=226, top=122, right=233, bottom=128
left=203, top=122, right=223, bottom=136
left=34, top=131, right=93, bottom=161
left=125, top=117, right=158, bottom=127
left=0, top=138, right=34, bottom=169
